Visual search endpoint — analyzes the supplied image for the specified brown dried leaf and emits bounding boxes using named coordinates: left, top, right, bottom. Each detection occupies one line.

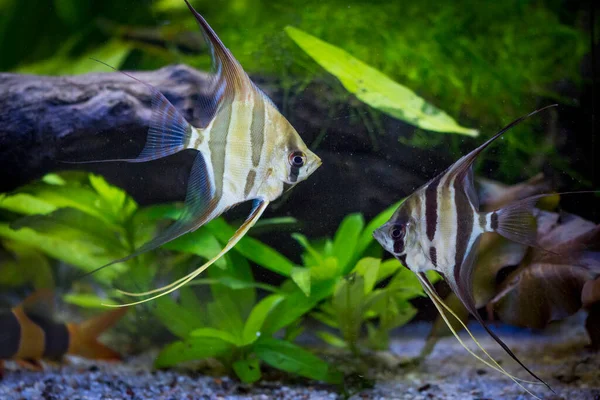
left=490, top=218, right=600, bottom=329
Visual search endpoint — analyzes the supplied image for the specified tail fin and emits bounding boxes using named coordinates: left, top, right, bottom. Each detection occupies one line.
left=68, top=308, right=128, bottom=360
left=62, top=59, right=193, bottom=165
left=489, top=191, right=599, bottom=249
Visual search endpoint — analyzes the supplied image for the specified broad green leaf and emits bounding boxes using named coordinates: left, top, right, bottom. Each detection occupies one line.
left=292, top=233, right=323, bottom=266
left=190, top=328, right=240, bottom=345
left=332, top=275, right=365, bottom=346
left=291, top=267, right=311, bottom=296
left=332, top=214, right=364, bottom=274
left=316, top=331, right=347, bottom=348
left=0, top=223, right=124, bottom=283
left=152, top=296, right=205, bottom=339
left=233, top=358, right=261, bottom=383
left=179, top=287, right=204, bottom=315
left=41, top=174, right=66, bottom=186
left=63, top=293, right=117, bottom=308
left=0, top=193, right=57, bottom=215
left=88, top=174, right=137, bottom=222
left=352, top=257, right=381, bottom=294
left=377, top=259, right=403, bottom=282
left=285, top=27, right=478, bottom=136
left=164, top=228, right=226, bottom=269
left=11, top=208, right=124, bottom=250
left=208, top=250, right=256, bottom=318
left=188, top=277, right=279, bottom=293
left=207, top=218, right=296, bottom=277
left=206, top=294, right=244, bottom=338
left=262, top=280, right=336, bottom=334
left=0, top=242, right=54, bottom=289
left=356, top=201, right=403, bottom=257
left=242, top=294, right=284, bottom=345
left=309, top=257, right=340, bottom=281
left=255, top=338, right=342, bottom=383
left=155, top=337, right=232, bottom=368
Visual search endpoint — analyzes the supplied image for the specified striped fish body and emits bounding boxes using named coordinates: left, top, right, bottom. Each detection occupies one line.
left=80, top=0, right=321, bottom=307
left=373, top=106, right=559, bottom=393
left=0, top=291, right=126, bottom=374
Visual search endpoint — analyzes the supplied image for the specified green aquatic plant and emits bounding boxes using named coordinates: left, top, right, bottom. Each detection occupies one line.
left=285, top=26, right=477, bottom=136
left=153, top=278, right=342, bottom=384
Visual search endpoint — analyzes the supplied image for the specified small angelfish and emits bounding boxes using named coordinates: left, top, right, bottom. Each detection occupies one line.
left=81, top=0, right=321, bottom=306
left=373, top=106, right=562, bottom=397
left=0, top=290, right=127, bottom=378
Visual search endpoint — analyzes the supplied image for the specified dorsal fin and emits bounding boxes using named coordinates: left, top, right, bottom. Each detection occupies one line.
left=448, top=104, right=557, bottom=184
left=20, top=289, right=55, bottom=318
left=184, top=0, right=251, bottom=116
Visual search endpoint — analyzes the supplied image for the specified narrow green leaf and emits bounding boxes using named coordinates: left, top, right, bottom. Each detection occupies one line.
left=332, top=214, right=365, bottom=274
left=233, top=358, right=261, bottom=383
left=262, top=280, right=336, bottom=334
left=164, top=228, right=226, bottom=269
left=206, top=218, right=296, bottom=277
left=0, top=223, right=124, bottom=283
left=285, top=27, right=478, bottom=136
left=0, top=242, right=54, bottom=289
left=63, top=293, right=117, bottom=308
left=255, top=338, right=342, bottom=383
left=291, top=267, right=311, bottom=296
left=352, top=257, right=381, bottom=294
left=356, top=201, right=403, bottom=257
left=206, top=295, right=244, bottom=339
left=292, top=233, right=323, bottom=266
left=316, top=331, right=347, bottom=348
left=155, top=337, right=232, bottom=368
left=0, top=193, right=57, bottom=215
left=190, top=328, right=240, bottom=345
left=242, top=294, right=284, bottom=345
left=377, top=259, right=403, bottom=282
left=152, top=296, right=205, bottom=339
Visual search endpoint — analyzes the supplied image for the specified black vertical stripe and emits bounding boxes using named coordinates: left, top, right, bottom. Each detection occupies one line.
left=0, top=312, right=21, bottom=359
left=425, top=175, right=442, bottom=241
left=491, top=212, right=498, bottom=231
left=26, top=314, right=69, bottom=359
left=454, top=184, right=474, bottom=270
left=429, top=246, right=437, bottom=268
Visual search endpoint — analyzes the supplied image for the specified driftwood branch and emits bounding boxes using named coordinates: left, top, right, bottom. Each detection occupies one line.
left=0, top=64, right=428, bottom=237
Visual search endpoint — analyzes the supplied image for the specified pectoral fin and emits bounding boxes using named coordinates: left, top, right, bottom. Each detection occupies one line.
left=105, top=199, right=270, bottom=307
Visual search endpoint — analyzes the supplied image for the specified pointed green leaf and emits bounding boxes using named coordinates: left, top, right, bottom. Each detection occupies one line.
left=155, top=337, right=232, bottom=368
left=352, top=257, right=381, bottom=294
left=242, top=294, right=284, bottom=345
left=0, top=193, right=57, bottom=215
left=291, top=267, right=311, bottom=296
left=190, top=328, right=240, bottom=345
left=356, top=201, right=404, bottom=258
left=316, top=331, right=347, bottom=348
left=332, top=214, right=364, bottom=274
left=285, top=27, right=478, bottom=136
left=255, top=338, right=342, bottom=383
left=206, top=218, right=296, bottom=277
left=63, top=293, right=117, bottom=308
left=164, top=228, right=226, bottom=268
left=233, top=358, right=261, bottom=383
left=152, top=296, right=205, bottom=339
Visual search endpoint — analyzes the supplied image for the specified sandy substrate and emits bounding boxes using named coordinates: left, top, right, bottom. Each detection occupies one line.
left=1, top=316, right=598, bottom=400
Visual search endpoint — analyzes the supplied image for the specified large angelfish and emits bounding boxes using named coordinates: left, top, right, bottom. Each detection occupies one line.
left=84, top=0, right=321, bottom=306
left=373, top=106, right=566, bottom=398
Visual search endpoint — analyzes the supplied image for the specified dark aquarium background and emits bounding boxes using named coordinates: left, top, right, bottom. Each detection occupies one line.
left=0, top=0, right=599, bottom=398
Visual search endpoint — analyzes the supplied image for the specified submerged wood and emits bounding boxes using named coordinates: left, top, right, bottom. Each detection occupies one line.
left=0, top=65, right=213, bottom=200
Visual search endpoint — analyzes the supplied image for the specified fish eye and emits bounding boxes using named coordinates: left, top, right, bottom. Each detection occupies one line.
left=390, top=224, right=405, bottom=239
left=289, top=151, right=306, bottom=168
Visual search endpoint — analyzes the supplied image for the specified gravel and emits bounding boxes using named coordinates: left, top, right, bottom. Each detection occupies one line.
left=1, top=314, right=598, bottom=400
